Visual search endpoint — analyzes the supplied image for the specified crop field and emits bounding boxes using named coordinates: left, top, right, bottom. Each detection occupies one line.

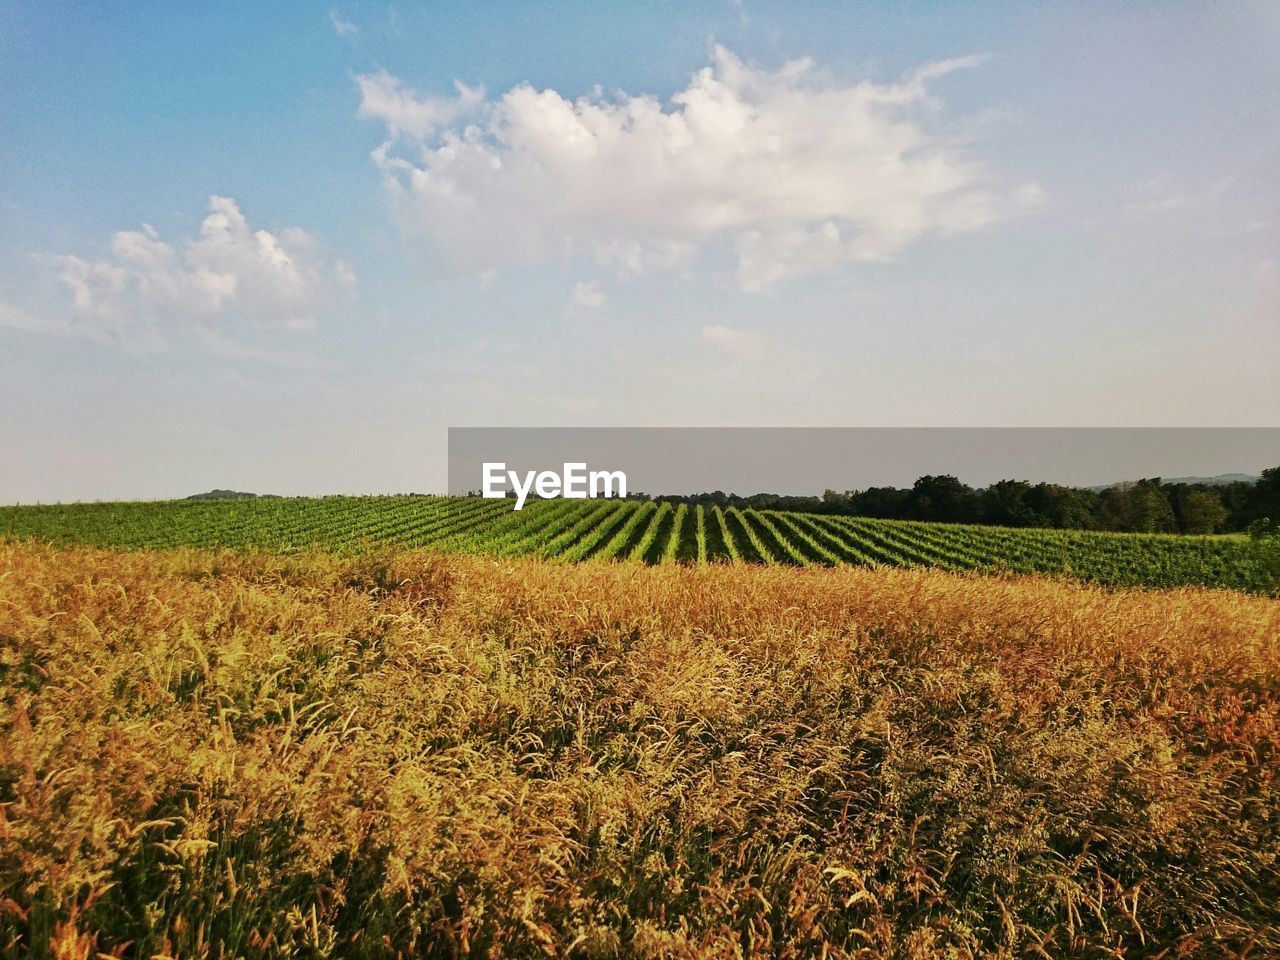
left=4, top=494, right=1273, bottom=592
left=2, top=541, right=1278, bottom=958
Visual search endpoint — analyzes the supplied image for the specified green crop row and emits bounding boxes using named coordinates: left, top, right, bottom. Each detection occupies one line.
left=3, top=495, right=1272, bottom=593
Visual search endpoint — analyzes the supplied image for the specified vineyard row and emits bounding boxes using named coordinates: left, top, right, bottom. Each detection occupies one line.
left=4, top=495, right=1271, bottom=593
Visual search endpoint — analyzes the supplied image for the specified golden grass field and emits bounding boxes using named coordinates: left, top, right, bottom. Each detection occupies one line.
left=2, top=541, right=1278, bottom=958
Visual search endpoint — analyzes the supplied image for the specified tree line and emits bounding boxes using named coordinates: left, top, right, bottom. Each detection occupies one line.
left=645, top=467, right=1280, bottom=535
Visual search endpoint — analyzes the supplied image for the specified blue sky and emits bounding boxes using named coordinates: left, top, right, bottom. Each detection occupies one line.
left=1, top=1, right=1277, bottom=500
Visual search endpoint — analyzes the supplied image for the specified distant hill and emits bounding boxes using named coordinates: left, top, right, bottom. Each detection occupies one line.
left=1087, top=473, right=1257, bottom=492
left=1162, top=473, right=1258, bottom=486
left=184, top=490, right=280, bottom=501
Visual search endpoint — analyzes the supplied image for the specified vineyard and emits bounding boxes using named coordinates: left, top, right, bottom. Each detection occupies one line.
left=5, top=494, right=1272, bottom=592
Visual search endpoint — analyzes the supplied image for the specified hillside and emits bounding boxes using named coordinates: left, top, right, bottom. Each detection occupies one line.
left=1088, top=473, right=1258, bottom=491
left=184, top=489, right=279, bottom=501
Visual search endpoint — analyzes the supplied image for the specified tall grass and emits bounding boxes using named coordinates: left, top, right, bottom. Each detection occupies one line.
left=2, top=541, right=1278, bottom=958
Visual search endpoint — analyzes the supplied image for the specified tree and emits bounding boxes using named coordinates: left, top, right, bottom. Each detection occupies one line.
left=1218, top=480, right=1256, bottom=532
left=1101, top=479, right=1176, bottom=533
left=1244, top=466, right=1280, bottom=525
left=848, top=486, right=912, bottom=519
left=980, top=479, right=1040, bottom=527
left=1027, top=484, right=1100, bottom=529
left=909, top=475, right=973, bottom=522
left=822, top=489, right=852, bottom=513
left=1180, top=490, right=1229, bottom=534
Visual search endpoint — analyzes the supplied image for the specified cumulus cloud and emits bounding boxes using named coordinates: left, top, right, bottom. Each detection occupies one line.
left=570, top=279, right=606, bottom=307
left=27, top=196, right=355, bottom=342
left=357, top=71, right=485, bottom=140
left=359, top=46, right=1037, bottom=290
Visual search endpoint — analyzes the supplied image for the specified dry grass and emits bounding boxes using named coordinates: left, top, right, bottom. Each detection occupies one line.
left=1, top=541, right=1278, bottom=958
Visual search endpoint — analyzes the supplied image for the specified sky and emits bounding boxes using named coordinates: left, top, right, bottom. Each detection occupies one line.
left=1, top=1, right=1277, bottom=501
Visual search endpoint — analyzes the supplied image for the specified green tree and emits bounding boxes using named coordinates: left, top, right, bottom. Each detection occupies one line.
left=1132, top=480, right=1177, bottom=533
left=1245, top=466, right=1280, bottom=525
left=981, top=479, right=1040, bottom=527
left=910, top=475, right=973, bottom=522
left=1103, top=479, right=1176, bottom=533
left=1180, top=490, right=1229, bottom=534
left=1028, top=483, right=1100, bottom=529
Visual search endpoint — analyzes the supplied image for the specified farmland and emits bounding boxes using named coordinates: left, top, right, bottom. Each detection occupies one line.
left=4, top=494, right=1273, bottom=593
left=2, top=541, right=1278, bottom=958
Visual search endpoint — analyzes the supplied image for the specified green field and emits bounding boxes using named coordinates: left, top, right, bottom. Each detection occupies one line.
left=5, top=494, right=1271, bottom=592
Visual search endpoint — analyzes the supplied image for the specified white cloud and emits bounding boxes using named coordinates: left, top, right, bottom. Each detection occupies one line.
left=329, top=9, right=358, bottom=37
left=570, top=279, right=606, bottom=307
left=360, top=46, right=1035, bottom=290
left=0, top=299, right=47, bottom=333
left=31, top=196, right=355, bottom=342
left=357, top=70, right=485, bottom=140
left=700, top=323, right=767, bottom=358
